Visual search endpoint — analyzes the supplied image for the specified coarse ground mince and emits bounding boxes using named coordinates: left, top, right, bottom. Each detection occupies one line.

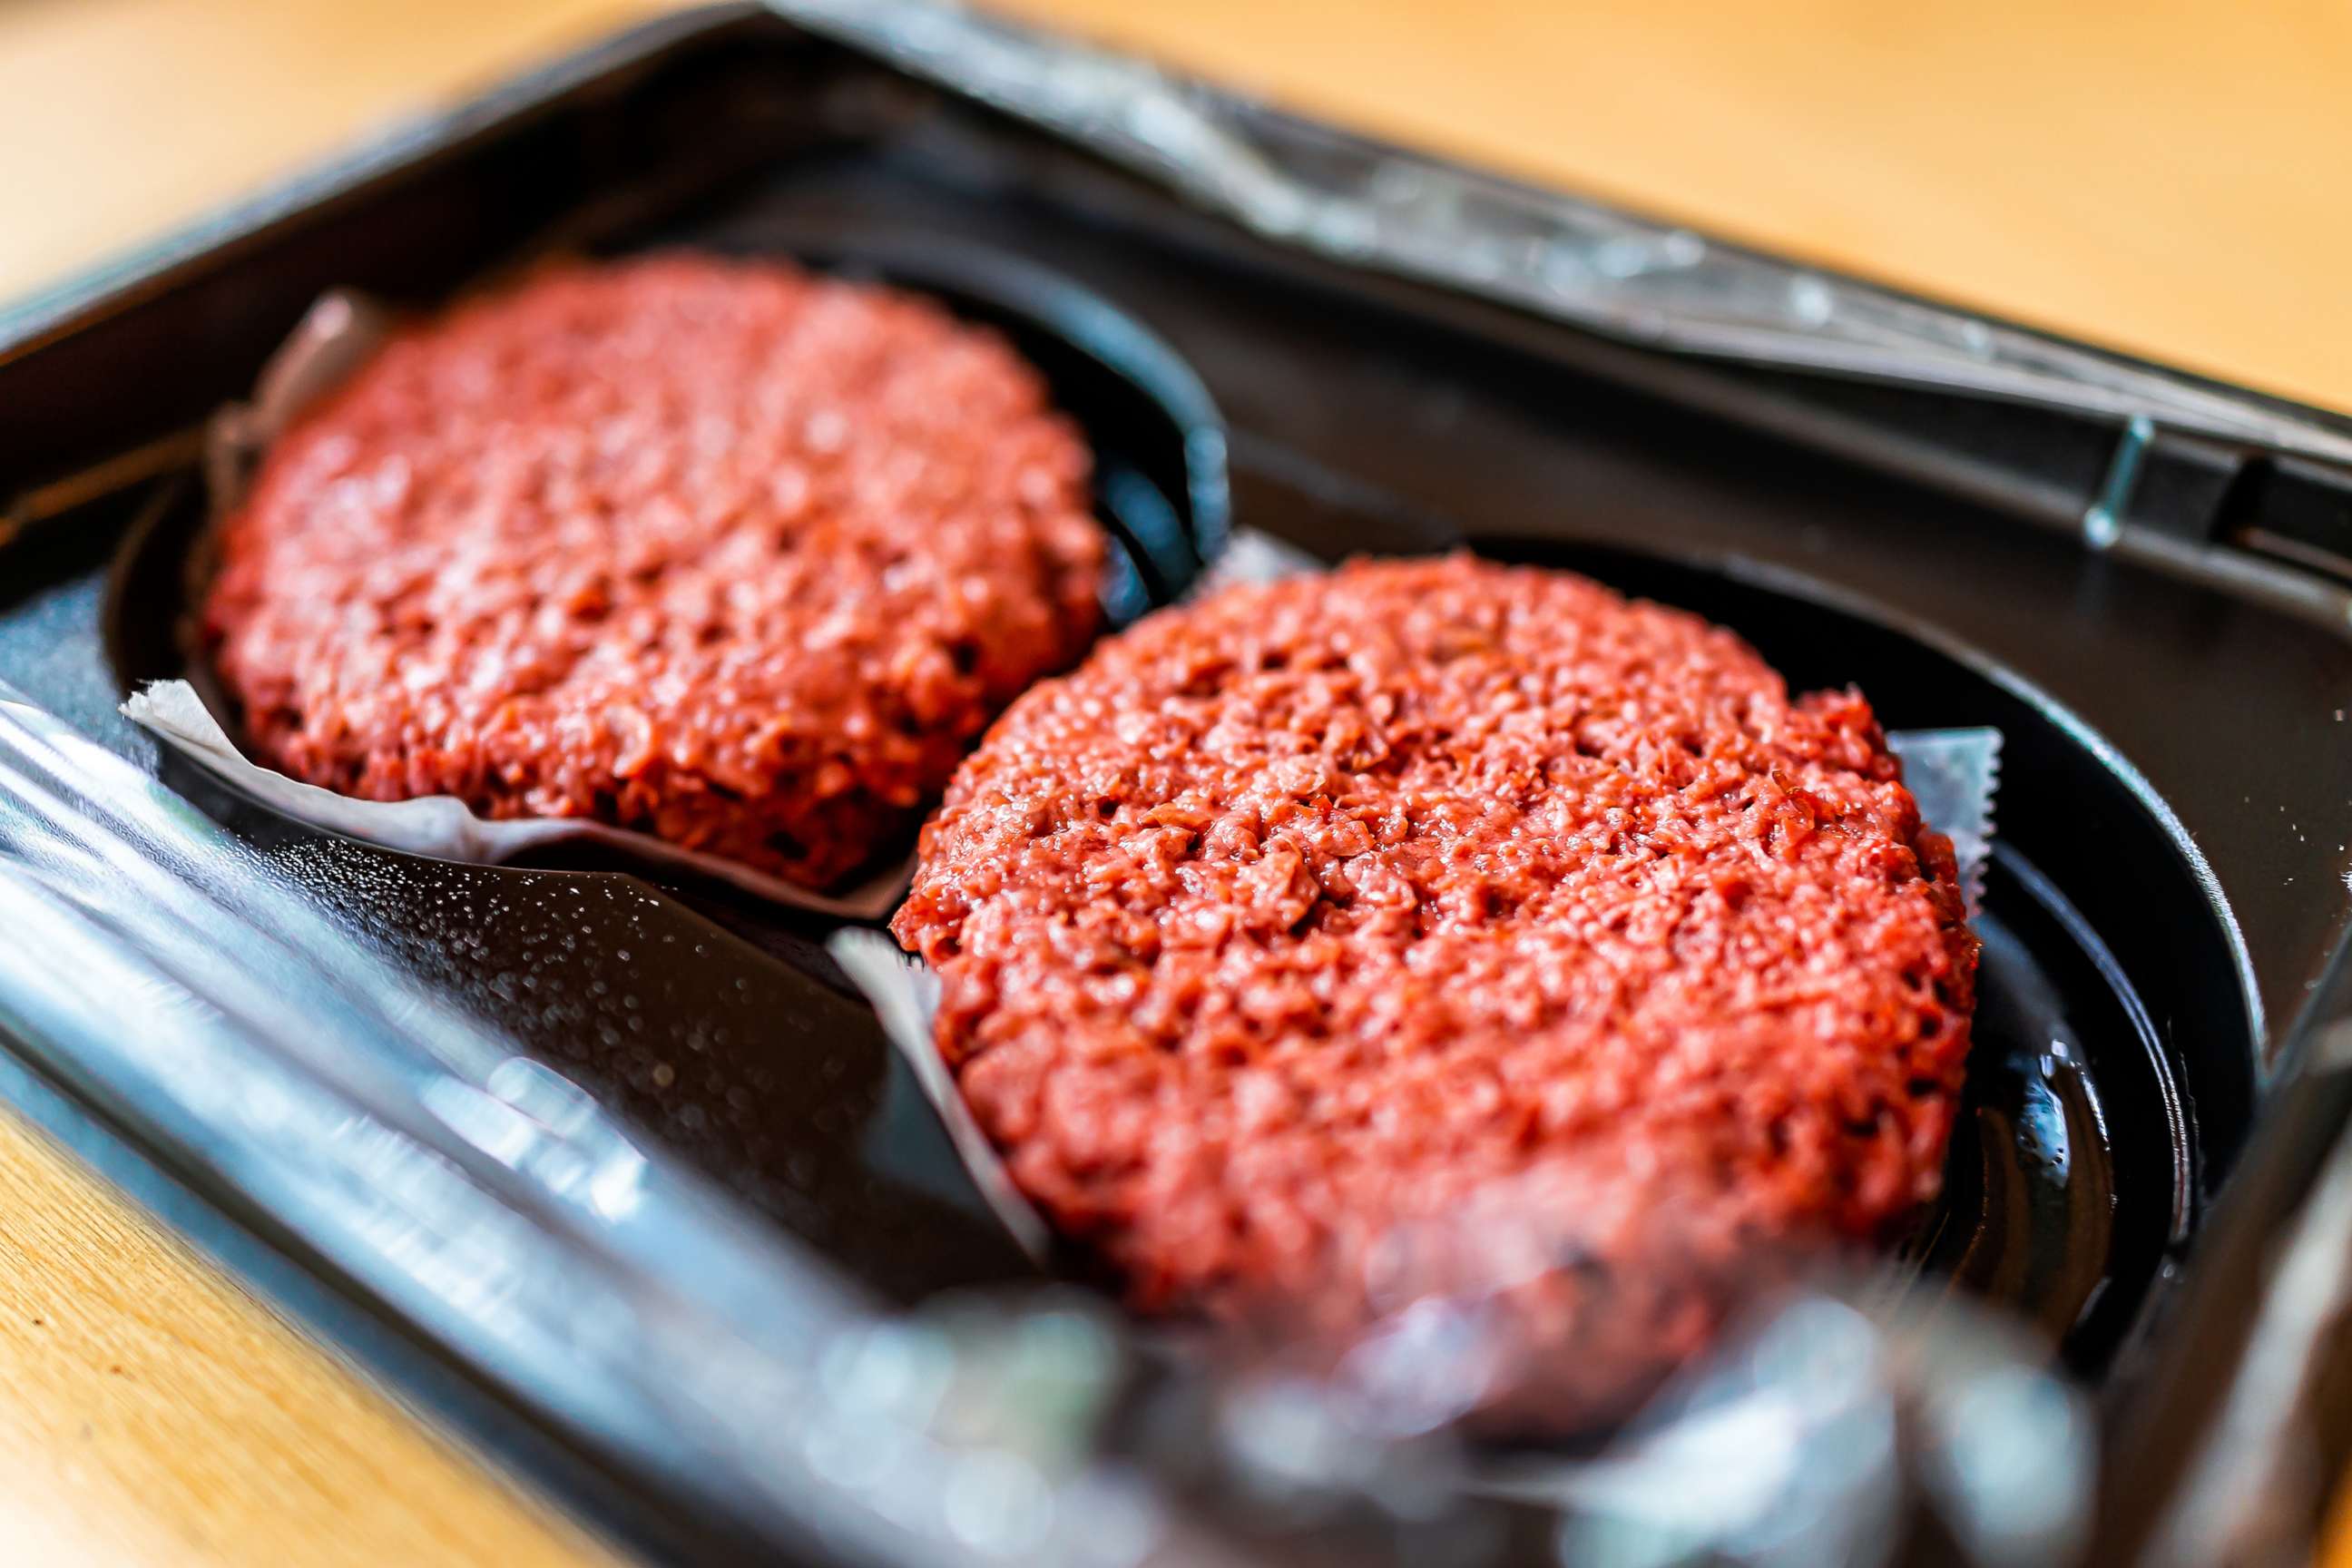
left=895, top=554, right=1977, bottom=1406
left=204, top=254, right=1105, bottom=888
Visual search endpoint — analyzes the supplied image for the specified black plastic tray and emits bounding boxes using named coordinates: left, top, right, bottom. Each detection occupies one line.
left=4, top=5, right=2350, bottom=1563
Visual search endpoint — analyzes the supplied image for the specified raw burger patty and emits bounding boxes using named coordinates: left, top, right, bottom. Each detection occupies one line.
left=204, top=254, right=1106, bottom=888
left=894, top=554, right=1978, bottom=1323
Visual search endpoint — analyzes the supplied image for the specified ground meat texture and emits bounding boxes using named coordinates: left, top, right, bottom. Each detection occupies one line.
left=204, top=254, right=1105, bottom=888
left=895, top=554, right=1977, bottom=1380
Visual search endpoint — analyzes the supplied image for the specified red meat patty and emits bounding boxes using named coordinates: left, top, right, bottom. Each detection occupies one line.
left=204, top=254, right=1105, bottom=888
left=894, top=554, right=1977, bottom=1388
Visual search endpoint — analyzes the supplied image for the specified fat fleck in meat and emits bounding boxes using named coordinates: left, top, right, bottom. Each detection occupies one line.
left=205, top=254, right=1105, bottom=887
left=895, top=554, right=1977, bottom=1403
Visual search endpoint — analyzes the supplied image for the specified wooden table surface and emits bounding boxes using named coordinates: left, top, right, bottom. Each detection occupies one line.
left=3, top=2, right=2350, bottom=1563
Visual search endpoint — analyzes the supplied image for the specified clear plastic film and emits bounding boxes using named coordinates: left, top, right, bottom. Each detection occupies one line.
left=1162, top=1283, right=2093, bottom=1568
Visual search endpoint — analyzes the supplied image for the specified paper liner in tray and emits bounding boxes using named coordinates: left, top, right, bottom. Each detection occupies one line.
left=204, top=291, right=394, bottom=520
left=123, top=680, right=913, bottom=919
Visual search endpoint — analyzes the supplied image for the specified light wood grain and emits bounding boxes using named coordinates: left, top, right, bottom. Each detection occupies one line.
left=2, top=3, right=2351, bottom=1567
left=0, top=0, right=656, bottom=307
left=0, top=1104, right=621, bottom=1568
